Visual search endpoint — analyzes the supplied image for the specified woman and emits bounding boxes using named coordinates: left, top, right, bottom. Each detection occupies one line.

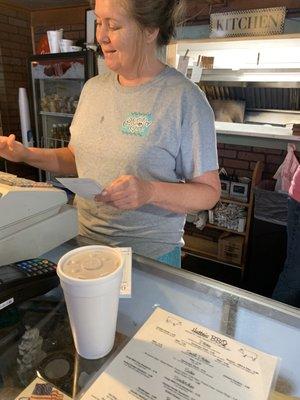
left=0, top=0, right=220, bottom=267
left=272, top=166, right=300, bottom=307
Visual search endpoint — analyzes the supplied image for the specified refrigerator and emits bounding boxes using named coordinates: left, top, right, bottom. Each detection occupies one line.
left=28, top=50, right=96, bottom=181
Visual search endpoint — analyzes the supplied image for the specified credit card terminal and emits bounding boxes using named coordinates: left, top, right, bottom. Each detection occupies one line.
left=0, top=258, right=59, bottom=312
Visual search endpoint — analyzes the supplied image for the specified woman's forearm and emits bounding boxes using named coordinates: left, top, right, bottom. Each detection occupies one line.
left=97, top=171, right=221, bottom=213
left=150, top=181, right=220, bottom=214
left=23, top=147, right=77, bottom=176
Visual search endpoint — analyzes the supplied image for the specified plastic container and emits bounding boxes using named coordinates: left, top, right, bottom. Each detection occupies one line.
left=253, top=180, right=288, bottom=226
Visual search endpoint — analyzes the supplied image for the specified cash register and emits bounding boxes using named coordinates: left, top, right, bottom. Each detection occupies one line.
left=0, top=172, right=78, bottom=266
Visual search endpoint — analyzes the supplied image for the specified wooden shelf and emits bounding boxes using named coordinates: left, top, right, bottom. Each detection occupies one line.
left=185, top=223, right=224, bottom=238
left=183, top=246, right=244, bottom=270
left=183, top=161, right=263, bottom=274
left=219, top=197, right=249, bottom=207
left=40, top=111, right=74, bottom=117
left=206, top=223, right=246, bottom=236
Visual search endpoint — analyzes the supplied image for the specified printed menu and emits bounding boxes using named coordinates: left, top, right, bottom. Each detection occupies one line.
left=81, top=307, right=279, bottom=400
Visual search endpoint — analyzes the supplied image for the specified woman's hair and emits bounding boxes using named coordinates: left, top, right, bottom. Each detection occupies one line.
left=121, top=0, right=185, bottom=47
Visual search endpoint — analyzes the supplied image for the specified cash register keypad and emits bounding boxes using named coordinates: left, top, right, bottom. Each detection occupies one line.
left=0, top=172, right=52, bottom=188
left=15, top=259, right=57, bottom=277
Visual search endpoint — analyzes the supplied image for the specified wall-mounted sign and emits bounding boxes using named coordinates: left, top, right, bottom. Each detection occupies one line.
left=210, top=7, right=286, bottom=38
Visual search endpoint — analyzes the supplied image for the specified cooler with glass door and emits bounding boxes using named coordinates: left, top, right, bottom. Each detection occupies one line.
left=28, top=50, right=96, bottom=182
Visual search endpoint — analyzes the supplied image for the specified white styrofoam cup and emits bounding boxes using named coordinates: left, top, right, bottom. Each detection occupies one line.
left=59, top=38, right=74, bottom=52
left=57, top=245, right=124, bottom=359
left=47, top=29, right=63, bottom=53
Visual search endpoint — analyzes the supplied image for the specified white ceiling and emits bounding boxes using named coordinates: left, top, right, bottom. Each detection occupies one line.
left=8, top=0, right=90, bottom=10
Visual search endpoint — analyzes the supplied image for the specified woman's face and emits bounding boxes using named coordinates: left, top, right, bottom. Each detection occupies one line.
left=95, top=0, right=141, bottom=76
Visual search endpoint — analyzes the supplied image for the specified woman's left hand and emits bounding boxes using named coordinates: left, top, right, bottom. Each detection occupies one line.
left=95, top=175, right=154, bottom=210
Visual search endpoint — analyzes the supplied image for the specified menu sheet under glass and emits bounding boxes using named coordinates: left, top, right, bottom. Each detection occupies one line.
left=81, top=307, right=279, bottom=400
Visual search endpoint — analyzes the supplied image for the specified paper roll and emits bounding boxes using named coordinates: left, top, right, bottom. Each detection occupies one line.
left=18, top=87, right=34, bottom=147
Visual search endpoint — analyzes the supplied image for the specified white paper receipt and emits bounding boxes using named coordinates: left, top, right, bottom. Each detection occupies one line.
left=118, top=247, right=132, bottom=298
left=56, top=178, right=103, bottom=199
left=81, top=307, right=279, bottom=400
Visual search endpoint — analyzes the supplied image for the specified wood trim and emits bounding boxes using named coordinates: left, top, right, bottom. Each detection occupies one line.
left=184, top=0, right=300, bottom=24
left=208, top=0, right=300, bottom=11
left=166, top=43, right=177, bottom=68
left=0, top=0, right=31, bottom=12
left=31, top=6, right=87, bottom=27
left=241, top=161, right=263, bottom=268
left=171, top=32, right=300, bottom=45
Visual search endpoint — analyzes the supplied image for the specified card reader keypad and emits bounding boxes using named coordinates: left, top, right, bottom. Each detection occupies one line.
left=0, top=171, right=53, bottom=188
left=16, top=259, right=57, bottom=277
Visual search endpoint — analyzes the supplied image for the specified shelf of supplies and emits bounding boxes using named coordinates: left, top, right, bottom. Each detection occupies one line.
left=219, top=197, right=250, bottom=207
left=206, top=223, right=246, bottom=236
left=40, top=111, right=74, bottom=117
left=183, top=162, right=263, bottom=273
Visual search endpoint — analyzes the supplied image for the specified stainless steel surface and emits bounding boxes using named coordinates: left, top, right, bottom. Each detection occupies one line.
left=245, top=109, right=300, bottom=125
left=200, top=85, right=300, bottom=111
left=200, top=68, right=300, bottom=83
left=200, top=81, right=300, bottom=88
left=198, top=68, right=300, bottom=126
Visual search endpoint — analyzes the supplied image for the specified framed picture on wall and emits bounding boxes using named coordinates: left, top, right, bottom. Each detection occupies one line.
left=86, top=9, right=97, bottom=44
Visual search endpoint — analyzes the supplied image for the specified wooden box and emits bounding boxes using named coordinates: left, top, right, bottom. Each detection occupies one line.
left=184, top=234, right=218, bottom=257
left=218, top=233, right=244, bottom=265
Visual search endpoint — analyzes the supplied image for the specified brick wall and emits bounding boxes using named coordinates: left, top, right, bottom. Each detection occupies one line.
left=0, top=3, right=36, bottom=176
left=0, top=47, right=8, bottom=134
left=218, top=143, right=300, bottom=182
left=0, top=3, right=31, bottom=136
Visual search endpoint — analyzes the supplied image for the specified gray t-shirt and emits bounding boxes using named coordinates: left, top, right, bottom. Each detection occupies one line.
left=70, top=66, right=218, bottom=258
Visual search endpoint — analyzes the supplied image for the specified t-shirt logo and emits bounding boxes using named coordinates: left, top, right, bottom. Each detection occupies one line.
left=121, top=112, right=153, bottom=137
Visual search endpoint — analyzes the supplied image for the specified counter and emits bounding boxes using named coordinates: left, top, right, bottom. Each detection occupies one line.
left=0, top=236, right=299, bottom=399
left=216, top=128, right=300, bottom=152
left=216, top=121, right=300, bottom=151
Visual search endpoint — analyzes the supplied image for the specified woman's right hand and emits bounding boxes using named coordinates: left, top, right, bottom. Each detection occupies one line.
left=0, top=134, right=29, bottom=163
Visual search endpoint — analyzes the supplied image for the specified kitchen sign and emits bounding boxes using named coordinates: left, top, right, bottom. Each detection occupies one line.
left=210, top=7, right=286, bottom=38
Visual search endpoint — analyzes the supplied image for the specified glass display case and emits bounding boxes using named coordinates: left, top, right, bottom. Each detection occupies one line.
left=28, top=51, right=96, bottom=181
left=0, top=236, right=299, bottom=399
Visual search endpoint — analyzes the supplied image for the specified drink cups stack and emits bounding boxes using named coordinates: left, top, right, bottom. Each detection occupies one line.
left=18, top=88, right=33, bottom=147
